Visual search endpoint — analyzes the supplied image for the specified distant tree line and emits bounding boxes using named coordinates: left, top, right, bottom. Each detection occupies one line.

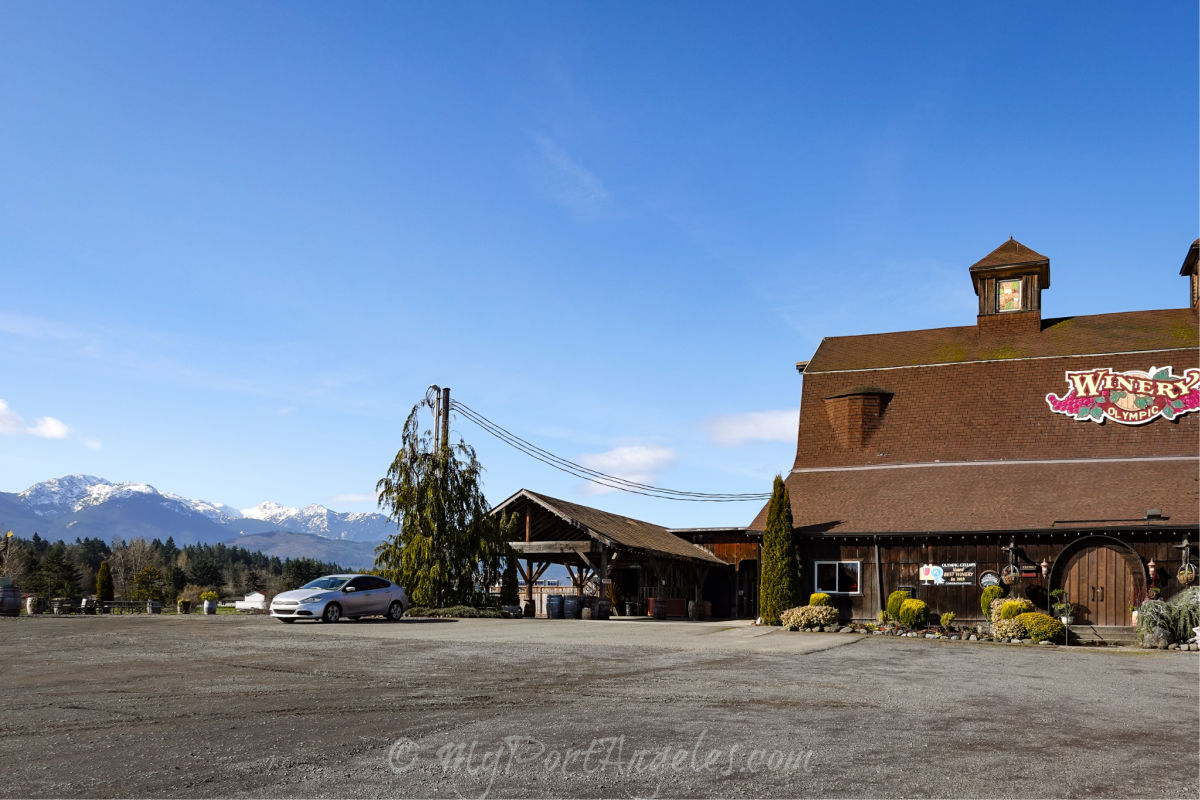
left=0, top=534, right=345, bottom=603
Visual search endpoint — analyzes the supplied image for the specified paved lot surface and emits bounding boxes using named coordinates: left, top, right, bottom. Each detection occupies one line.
left=1, top=615, right=1197, bottom=799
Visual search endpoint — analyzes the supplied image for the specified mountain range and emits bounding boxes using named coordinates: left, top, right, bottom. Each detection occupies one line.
left=0, top=475, right=394, bottom=567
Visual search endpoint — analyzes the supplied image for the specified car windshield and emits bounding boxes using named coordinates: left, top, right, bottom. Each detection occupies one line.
left=299, top=577, right=348, bottom=591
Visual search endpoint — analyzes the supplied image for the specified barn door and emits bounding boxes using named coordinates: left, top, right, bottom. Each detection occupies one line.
left=1060, top=543, right=1137, bottom=626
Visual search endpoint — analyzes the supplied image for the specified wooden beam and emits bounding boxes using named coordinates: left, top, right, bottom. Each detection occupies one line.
left=510, top=541, right=595, bottom=555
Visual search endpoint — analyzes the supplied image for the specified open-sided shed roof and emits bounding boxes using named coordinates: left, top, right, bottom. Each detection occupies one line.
left=492, top=489, right=726, bottom=566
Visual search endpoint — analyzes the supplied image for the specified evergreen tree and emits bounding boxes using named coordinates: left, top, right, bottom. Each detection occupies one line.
left=96, top=560, right=115, bottom=602
left=132, top=565, right=170, bottom=602
left=758, top=475, right=801, bottom=625
left=374, top=395, right=519, bottom=608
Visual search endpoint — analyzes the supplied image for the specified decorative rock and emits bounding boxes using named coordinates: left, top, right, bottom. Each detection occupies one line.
left=925, top=633, right=936, bottom=639
left=1038, top=640, right=1054, bottom=646
left=968, top=634, right=978, bottom=641
left=950, top=635, right=959, bottom=640
left=872, top=630, right=882, bottom=635
left=1021, top=638, right=1034, bottom=644
left=838, top=626, right=853, bottom=633
left=1141, top=626, right=1171, bottom=650
left=1169, top=643, right=1181, bottom=650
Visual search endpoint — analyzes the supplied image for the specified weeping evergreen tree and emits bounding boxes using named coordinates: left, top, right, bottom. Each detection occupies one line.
left=759, top=475, right=801, bottom=625
left=374, top=396, right=518, bottom=608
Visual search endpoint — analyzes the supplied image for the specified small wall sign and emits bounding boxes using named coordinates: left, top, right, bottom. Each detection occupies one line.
left=1046, top=366, right=1200, bottom=425
left=978, top=571, right=1001, bottom=588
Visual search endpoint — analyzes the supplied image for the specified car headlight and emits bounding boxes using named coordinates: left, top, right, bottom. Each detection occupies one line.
left=299, top=595, right=325, bottom=605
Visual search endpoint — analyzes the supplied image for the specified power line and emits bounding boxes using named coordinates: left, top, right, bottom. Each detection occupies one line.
left=451, top=399, right=772, bottom=502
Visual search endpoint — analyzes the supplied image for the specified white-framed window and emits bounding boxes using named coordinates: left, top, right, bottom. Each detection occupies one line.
left=814, top=560, right=861, bottom=595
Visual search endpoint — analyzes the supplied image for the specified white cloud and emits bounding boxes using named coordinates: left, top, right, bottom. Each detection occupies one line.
left=0, top=398, right=93, bottom=446
left=704, top=409, right=797, bottom=447
left=528, top=134, right=612, bottom=217
left=0, top=399, right=23, bottom=435
left=577, top=445, right=676, bottom=495
left=29, top=416, right=70, bottom=439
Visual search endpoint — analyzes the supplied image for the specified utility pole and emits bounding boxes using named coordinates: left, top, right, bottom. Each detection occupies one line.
left=440, top=387, right=451, bottom=454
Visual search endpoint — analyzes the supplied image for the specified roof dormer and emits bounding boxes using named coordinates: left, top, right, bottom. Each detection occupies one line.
left=970, top=238, right=1049, bottom=336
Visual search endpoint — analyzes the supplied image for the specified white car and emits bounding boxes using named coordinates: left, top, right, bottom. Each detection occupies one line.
left=270, top=574, right=410, bottom=623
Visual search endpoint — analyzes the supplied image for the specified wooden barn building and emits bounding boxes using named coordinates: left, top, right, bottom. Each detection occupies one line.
left=699, top=237, right=1200, bottom=637
left=499, top=238, right=1199, bottom=638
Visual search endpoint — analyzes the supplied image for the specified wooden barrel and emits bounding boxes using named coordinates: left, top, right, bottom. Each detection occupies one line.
left=563, top=595, right=581, bottom=619
left=0, top=586, right=19, bottom=617
left=546, top=594, right=564, bottom=619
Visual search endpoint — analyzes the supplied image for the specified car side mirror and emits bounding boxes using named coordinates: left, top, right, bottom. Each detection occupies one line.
left=344, top=586, right=356, bottom=593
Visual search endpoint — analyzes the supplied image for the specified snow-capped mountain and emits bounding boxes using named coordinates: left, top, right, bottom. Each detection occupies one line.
left=3, top=475, right=394, bottom=550
left=238, top=501, right=389, bottom=540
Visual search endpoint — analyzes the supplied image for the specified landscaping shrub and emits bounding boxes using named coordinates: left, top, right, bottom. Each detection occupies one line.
left=780, top=605, right=839, bottom=630
left=1168, top=587, right=1200, bottom=641
left=980, top=585, right=1006, bottom=617
left=886, top=590, right=911, bottom=622
left=940, top=611, right=956, bottom=629
left=993, top=618, right=1026, bottom=639
left=1016, top=612, right=1065, bottom=642
left=999, top=598, right=1034, bottom=620
left=405, top=606, right=431, bottom=617
left=759, top=476, right=800, bottom=625
left=898, top=598, right=929, bottom=629
left=1136, top=598, right=1173, bottom=648
left=809, top=592, right=832, bottom=607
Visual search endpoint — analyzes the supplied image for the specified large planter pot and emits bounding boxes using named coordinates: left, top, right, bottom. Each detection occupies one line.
left=202, top=600, right=217, bottom=615
left=1130, top=609, right=1138, bottom=625
left=177, top=600, right=192, bottom=615
left=1060, top=615, right=1073, bottom=626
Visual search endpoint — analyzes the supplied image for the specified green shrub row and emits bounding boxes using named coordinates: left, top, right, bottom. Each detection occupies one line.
left=403, top=606, right=502, bottom=619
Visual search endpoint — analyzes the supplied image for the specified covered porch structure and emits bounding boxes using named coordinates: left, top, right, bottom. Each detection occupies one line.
left=491, top=489, right=728, bottom=618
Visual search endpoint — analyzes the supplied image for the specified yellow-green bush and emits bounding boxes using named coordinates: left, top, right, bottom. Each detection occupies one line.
left=1016, top=612, right=1065, bottom=642
left=993, top=618, right=1026, bottom=639
left=886, top=590, right=911, bottom=621
left=809, top=592, right=832, bottom=607
left=940, top=611, right=956, bottom=629
left=999, top=598, right=1034, bottom=620
left=898, top=598, right=929, bottom=628
left=980, top=585, right=1006, bottom=617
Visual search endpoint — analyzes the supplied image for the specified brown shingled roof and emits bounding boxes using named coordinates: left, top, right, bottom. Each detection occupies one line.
left=750, top=458, right=1199, bottom=533
left=805, top=308, right=1199, bottom=373
left=969, top=238, right=1049, bottom=270
left=492, top=489, right=726, bottom=565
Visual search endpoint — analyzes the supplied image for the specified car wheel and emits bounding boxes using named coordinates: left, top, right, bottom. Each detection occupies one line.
left=322, top=603, right=342, bottom=623
left=277, top=618, right=296, bottom=624
left=387, top=601, right=405, bottom=621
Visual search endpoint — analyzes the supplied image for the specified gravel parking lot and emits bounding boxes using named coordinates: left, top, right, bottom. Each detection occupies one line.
left=1, top=615, right=1196, bottom=799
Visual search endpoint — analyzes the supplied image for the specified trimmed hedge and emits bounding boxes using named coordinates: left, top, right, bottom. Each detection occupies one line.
left=980, top=585, right=1006, bottom=617
left=898, top=598, right=929, bottom=629
left=809, top=592, right=833, bottom=607
left=1016, top=612, right=1065, bottom=642
left=886, top=590, right=911, bottom=622
left=993, top=618, right=1026, bottom=639
left=999, top=599, right=1034, bottom=620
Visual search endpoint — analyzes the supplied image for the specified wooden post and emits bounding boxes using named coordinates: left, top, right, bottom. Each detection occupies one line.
left=598, top=542, right=608, bottom=616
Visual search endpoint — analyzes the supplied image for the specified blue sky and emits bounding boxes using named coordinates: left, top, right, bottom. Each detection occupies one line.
left=1, top=2, right=1196, bottom=529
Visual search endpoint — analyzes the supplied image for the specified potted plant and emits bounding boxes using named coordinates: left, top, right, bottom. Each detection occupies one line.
left=1049, top=589, right=1074, bottom=625
left=177, top=598, right=192, bottom=615
left=200, top=591, right=218, bottom=615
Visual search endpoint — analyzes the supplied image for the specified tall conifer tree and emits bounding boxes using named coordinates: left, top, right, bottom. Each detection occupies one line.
left=759, top=475, right=800, bottom=625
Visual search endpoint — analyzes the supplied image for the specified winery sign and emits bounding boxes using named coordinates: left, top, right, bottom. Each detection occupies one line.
left=1046, top=366, right=1200, bottom=425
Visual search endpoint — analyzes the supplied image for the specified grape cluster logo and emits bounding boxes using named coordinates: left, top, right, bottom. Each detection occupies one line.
left=1046, top=366, right=1200, bottom=425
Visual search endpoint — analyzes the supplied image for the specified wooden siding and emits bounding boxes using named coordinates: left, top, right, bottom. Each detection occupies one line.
left=800, top=530, right=1193, bottom=623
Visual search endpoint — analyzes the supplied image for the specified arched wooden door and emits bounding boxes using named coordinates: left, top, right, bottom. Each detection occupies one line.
left=1060, top=543, right=1138, bottom=626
